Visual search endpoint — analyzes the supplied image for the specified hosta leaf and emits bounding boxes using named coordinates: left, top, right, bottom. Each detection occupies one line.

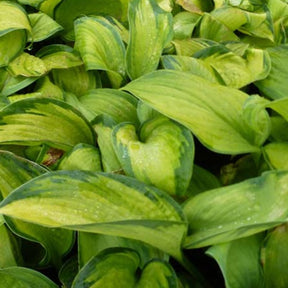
left=126, top=0, right=173, bottom=79
left=78, top=233, right=168, bottom=268
left=51, top=65, right=97, bottom=97
left=206, top=234, right=264, bottom=288
left=54, top=0, right=129, bottom=40
left=72, top=248, right=139, bottom=288
left=196, top=13, right=239, bottom=42
left=73, top=248, right=178, bottom=288
left=267, top=98, right=288, bottom=120
left=263, top=142, right=288, bottom=170
left=0, top=170, right=187, bottom=260
left=0, top=223, right=22, bottom=267
left=37, top=45, right=83, bottom=71
left=161, top=55, right=217, bottom=83
left=194, top=45, right=271, bottom=88
left=8, top=53, right=47, bottom=77
left=0, top=150, right=75, bottom=267
left=92, top=115, right=122, bottom=172
left=137, top=101, right=162, bottom=124
left=255, top=45, right=288, bottom=100
left=112, top=116, right=194, bottom=197
left=123, top=70, right=261, bottom=154
left=58, top=143, right=102, bottom=172
left=262, top=224, right=288, bottom=288
left=79, top=89, right=138, bottom=123
left=0, top=98, right=96, bottom=150
left=0, top=1, right=31, bottom=67
left=0, top=267, right=58, bottom=288
left=59, top=256, right=78, bottom=288
left=176, top=0, right=213, bottom=13
left=28, top=12, right=63, bottom=42
left=183, top=170, right=288, bottom=249
left=173, top=12, right=201, bottom=40
left=74, top=16, right=126, bottom=88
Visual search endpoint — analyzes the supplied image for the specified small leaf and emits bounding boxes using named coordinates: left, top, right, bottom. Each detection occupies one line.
left=263, top=142, right=288, bottom=170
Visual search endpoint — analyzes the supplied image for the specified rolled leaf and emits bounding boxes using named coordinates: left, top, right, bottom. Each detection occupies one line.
left=74, top=16, right=126, bottom=88
left=123, top=70, right=261, bottom=154
left=126, top=0, right=173, bottom=79
left=183, top=170, right=288, bottom=248
left=112, top=116, right=194, bottom=197
left=0, top=98, right=96, bottom=150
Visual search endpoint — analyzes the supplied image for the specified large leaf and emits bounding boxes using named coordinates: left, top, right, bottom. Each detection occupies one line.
left=0, top=98, right=96, bottom=150
left=123, top=70, right=262, bottom=154
left=0, top=150, right=75, bottom=267
left=183, top=170, right=288, bottom=248
left=206, top=234, right=264, bottom=288
left=126, top=0, right=173, bottom=79
left=112, top=116, right=194, bottom=197
left=74, top=16, right=126, bottom=88
left=0, top=170, right=187, bottom=261
left=0, top=267, right=58, bottom=288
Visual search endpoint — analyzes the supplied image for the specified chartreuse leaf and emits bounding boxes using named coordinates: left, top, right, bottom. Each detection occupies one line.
left=53, top=0, right=129, bottom=40
left=72, top=248, right=178, bottom=288
left=8, top=52, right=47, bottom=77
left=173, top=12, right=201, bottom=40
left=196, top=13, right=239, bottom=42
left=123, top=70, right=262, bottom=154
left=58, top=143, right=102, bottom=172
left=183, top=170, right=288, bottom=249
left=74, top=16, right=126, bottom=88
left=262, top=224, right=288, bottom=288
left=0, top=267, right=58, bottom=288
left=126, top=0, right=173, bottom=80
left=255, top=46, right=288, bottom=100
left=72, top=248, right=139, bottom=288
left=0, top=98, right=96, bottom=150
left=0, top=150, right=75, bottom=267
left=37, top=44, right=83, bottom=71
left=267, top=98, right=288, bottom=121
left=0, top=170, right=187, bottom=261
left=78, top=233, right=168, bottom=268
left=194, top=45, right=271, bottom=88
left=112, top=116, right=194, bottom=197
left=28, top=12, right=63, bottom=42
left=264, top=142, right=288, bottom=170
left=206, top=234, right=264, bottom=288
left=176, top=0, right=213, bottom=13
left=161, top=55, right=217, bottom=83
left=79, top=89, right=138, bottom=123
left=137, top=101, right=162, bottom=124
left=92, top=115, right=122, bottom=172
left=0, top=1, right=31, bottom=67
left=0, top=223, right=22, bottom=267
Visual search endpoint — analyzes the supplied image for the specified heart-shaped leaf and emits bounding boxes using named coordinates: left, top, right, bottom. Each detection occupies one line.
left=112, top=116, right=194, bottom=197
